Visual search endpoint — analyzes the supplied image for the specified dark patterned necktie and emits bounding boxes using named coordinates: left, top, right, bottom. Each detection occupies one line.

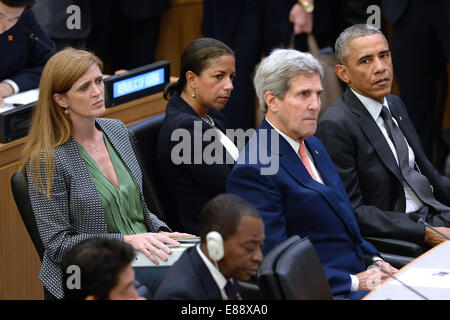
left=224, top=280, right=239, bottom=300
left=380, top=106, right=450, bottom=212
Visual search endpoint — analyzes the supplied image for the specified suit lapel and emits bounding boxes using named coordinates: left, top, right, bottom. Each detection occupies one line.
left=189, top=247, right=223, bottom=300
left=344, top=89, right=403, bottom=183
left=264, top=120, right=361, bottom=238
left=305, top=137, right=363, bottom=237
left=171, top=94, right=234, bottom=169
left=262, top=118, right=333, bottom=193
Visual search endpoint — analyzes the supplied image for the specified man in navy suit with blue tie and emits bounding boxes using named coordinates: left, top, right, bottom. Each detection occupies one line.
left=0, top=0, right=54, bottom=106
left=227, top=48, right=397, bottom=299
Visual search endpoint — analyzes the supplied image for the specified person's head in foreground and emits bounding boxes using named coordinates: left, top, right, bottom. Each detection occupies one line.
left=62, top=238, right=143, bottom=300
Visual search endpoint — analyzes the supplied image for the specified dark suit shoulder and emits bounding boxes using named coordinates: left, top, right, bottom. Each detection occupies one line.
left=317, top=99, right=356, bottom=138
left=386, top=94, right=407, bottom=111
left=164, top=95, right=227, bottom=132
left=154, top=247, right=219, bottom=300
left=163, top=95, right=202, bottom=127
left=320, top=97, right=354, bottom=121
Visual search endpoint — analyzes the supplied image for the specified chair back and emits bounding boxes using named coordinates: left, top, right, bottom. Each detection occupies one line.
left=10, top=171, right=45, bottom=262
left=258, top=236, right=333, bottom=300
left=275, top=237, right=333, bottom=300
left=127, top=113, right=180, bottom=229
left=258, top=235, right=301, bottom=299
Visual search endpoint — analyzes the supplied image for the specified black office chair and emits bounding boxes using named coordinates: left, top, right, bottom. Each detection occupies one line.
left=258, top=235, right=333, bottom=300
left=127, top=113, right=181, bottom=230
left=364, top=236, right=427, bottom=269
left=10, top=171, right=56, bottom=300
left=237, top=281, right=262, bottom=300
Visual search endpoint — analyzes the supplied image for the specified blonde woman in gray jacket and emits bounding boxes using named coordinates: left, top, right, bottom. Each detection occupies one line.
left=19, top=48, right=190, bottom=299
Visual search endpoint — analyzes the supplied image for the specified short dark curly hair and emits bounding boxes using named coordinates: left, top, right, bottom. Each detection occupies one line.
left=200, top=193, right=262, bottom=244
left=61, top=238, right=135, bottom=300
left=1, top=0, right=35, bottom=9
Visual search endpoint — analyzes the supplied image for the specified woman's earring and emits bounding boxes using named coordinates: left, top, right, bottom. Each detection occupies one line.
left=192, top=88, right=196, bottom=99
left=64, top=108, right=69, bottom=115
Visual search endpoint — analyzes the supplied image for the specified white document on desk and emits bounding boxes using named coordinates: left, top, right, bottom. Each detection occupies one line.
left=3, top=88, right=39, bottom=106
left=0, top=104, right=15, bottom=114
left=132, top=243, right=195, bottom=267
left=391, top=267, right=450, bottom=289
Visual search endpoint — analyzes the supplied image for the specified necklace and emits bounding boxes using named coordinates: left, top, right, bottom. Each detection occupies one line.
left=77, top=133, right=102, bottom=153
left=201, top=114, right=215, bottom=127
left=80, top=140, right=98, bottom=153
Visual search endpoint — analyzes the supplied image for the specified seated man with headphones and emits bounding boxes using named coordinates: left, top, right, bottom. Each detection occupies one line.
left=154, top=193, right=265, bottom=300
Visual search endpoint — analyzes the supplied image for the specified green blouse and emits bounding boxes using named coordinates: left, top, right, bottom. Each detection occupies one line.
left=76, top=134, right=148, bottom=235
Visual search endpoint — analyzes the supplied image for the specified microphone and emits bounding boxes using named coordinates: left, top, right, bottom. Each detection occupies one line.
left=408, top=212, right=450, bottom=241
left=362, top=255, right=429, bottom=300
left=23, top=27, right=54, bottom=51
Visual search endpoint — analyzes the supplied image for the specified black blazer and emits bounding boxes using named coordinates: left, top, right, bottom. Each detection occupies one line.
left=0, top=9, right=55, bottom=92
left=157, top=92, right=233, bottom=235
left=202, top=0, right=296, bottom=51
left=382, top=0, right=450, bottom=24
left=316, top=88, right=450, bottom=244
left=154, top=246, right=240, bottom=300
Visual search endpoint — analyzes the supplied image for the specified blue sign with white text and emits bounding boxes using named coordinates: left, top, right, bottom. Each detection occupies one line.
left=112, top=68, right=165, bottom=98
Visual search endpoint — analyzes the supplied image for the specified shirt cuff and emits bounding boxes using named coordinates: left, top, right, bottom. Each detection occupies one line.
left=373, top=255, right=383, bottom=263
left=350, top=274, right=359, bottom=291
left=3, top=79, right=19, bottom=94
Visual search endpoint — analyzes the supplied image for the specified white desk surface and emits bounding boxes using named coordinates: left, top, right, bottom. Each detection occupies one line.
left=365, top=241, right=450, bottom=300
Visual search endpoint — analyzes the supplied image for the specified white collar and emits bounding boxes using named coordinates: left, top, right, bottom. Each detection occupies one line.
left=196, top=244, right=228, bottom=291
left=265, top=117, right=301, bottom=154
left=351, top=88, right=389, bottom=122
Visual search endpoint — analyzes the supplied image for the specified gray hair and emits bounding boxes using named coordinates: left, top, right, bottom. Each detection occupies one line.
left=253, top=49, right=323, bottom=114
left=335, top=24, right=388, bottom=64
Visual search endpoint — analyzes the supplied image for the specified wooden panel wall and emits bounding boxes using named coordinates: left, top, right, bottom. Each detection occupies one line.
left=155, top=0, right=204, bottom=77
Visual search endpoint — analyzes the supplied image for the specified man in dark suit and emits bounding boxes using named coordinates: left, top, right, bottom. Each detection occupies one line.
left=316, top=24, right=450, bottom=249
left=154, top=194, right=265, bottom=300
left=0, top=0, right=54, bottom=105
left=382, top=0, right=450, bottom=166
left=227, top=48, right=397, bottom=299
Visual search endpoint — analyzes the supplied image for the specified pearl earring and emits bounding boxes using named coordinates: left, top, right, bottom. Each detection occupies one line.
left=192, top=88, right=196, bottom=99
left=64, top=108, right=69, bottom=115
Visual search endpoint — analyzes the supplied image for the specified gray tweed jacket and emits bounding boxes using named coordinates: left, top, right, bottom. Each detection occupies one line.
left=27, top=118, right=169, bottom=299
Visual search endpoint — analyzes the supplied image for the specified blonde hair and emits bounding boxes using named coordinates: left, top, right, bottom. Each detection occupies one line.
left=19, top=48, right=103, bottom=198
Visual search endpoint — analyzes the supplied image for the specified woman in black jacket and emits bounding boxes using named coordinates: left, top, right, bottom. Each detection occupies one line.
left=157, top=38, right=239, bottom=235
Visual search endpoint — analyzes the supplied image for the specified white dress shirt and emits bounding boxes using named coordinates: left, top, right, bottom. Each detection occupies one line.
left=351, top=89, right=424, bottom=213
left=3, top=79, right=19, bottom=95
left=265, top=117, right=324, bottom=184
left=196, top=244, right=232, bottom=300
